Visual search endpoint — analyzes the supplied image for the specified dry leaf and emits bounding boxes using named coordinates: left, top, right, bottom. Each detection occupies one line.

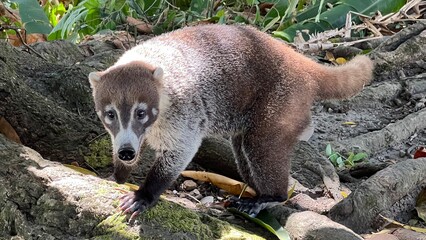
left=325, top=51, right=335, bottom=61
left=63, top=164, right=97, bottom=176
left=342, top=121, right=357, bottom=125
left=181, top=170, right=257, bottom=198
left=0, top=117, right=21, bottom=143
left=124, top=182, right=139, bottom=191
left=336, top=57, right=347, bottom=65
left=126, top=16, right=153, bottom=34
left=381, top=215, right=426, bottom=233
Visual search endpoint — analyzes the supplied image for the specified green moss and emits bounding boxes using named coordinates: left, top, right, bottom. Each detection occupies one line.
left=93, top=213, right=139, bottom=240
left=141, top=200, right=265, bottom=239
left=93, top=200, right=265, bottom=239
left=84, top=137, right=113, bottom=168
left=142, top=200, right=215, bottom=238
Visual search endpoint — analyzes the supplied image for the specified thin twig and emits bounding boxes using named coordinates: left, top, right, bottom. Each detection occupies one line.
left=88, top=132, right=108, bottom=143
left=0, top=25, right=47, bottom=61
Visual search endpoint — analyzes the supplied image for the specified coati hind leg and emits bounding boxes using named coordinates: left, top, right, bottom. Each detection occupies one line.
left=230, top=134, right=256, bottom=188
left=230, top=110, right=310, bottom=216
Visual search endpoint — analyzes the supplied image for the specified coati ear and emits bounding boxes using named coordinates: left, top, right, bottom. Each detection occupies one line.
left=88, top=72, right=103, bottom=89
left=153, top=67, right=164, bottom=81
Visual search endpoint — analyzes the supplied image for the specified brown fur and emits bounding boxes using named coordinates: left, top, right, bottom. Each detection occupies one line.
left=88, top=24, right=374, bottom=215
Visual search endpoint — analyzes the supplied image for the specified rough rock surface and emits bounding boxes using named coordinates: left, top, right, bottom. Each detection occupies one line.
left=0, top=134, right=268, bottom=239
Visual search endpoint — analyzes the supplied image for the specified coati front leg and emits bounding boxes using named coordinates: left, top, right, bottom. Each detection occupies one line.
left=230, top=113, right=309, bottom=216
left=120, top=135, right=202, bottom=220
left=110, top=143, right=147, bottom=184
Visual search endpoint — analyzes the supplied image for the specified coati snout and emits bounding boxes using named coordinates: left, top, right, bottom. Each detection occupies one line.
left=118, top=145, right=135, bottom=161
left=88, top=24, right=374, bottom=220
left=88, top=62, right=164, bottom=166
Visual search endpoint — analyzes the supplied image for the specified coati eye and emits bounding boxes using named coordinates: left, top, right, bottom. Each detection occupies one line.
left=106, top=110, right=115, bottom=120
left=136, top=109, right=146, bottom=120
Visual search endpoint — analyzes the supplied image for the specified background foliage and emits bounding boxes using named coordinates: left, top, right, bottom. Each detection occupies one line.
left=0, top=0, right=409, bottom=43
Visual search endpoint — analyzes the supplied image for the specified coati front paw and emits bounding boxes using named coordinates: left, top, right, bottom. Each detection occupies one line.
left=228, top=195, right=286, bottom=217
left=119, top=191, right=155, bottom=222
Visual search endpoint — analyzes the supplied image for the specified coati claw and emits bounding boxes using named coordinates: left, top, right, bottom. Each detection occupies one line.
left=228, top=196, right=285, bottom=217
left=119, top=191, right=147, bottom=221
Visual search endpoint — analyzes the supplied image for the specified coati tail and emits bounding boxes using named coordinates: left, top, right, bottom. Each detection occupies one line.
left=316, top=55, right=374, bottom=100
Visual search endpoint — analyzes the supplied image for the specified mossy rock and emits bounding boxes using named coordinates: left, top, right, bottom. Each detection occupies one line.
left=84, top=136, right=113, bottom=168
left=93, top=200, right=266, bottom=240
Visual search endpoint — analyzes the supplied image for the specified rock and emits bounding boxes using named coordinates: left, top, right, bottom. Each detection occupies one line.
left=200, top=196, right=215, bottom=206
left=269, top=209, right=363, bottom=240
left=182, top=180, right=198, bottom=191
left=365, top=233, right=399, bottom=240
left=329, top=158, right=426, bottom=233
left=0, top=135, right=267, bottom=239
left=189, top=189, right=200, bottom=196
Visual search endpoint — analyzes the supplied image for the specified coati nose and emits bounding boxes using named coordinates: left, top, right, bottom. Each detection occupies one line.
left=118, top=147, right=135, bottom=161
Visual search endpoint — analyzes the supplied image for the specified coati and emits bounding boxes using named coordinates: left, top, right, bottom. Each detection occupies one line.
left=88, top=24, right=374, bottom=219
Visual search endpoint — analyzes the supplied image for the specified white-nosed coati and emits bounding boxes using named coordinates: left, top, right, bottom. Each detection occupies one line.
left=88, top=24, right=374, bottom=219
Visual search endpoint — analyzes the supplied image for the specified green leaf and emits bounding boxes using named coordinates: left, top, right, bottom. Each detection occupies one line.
left=229, top=209, right=291, bottom=240
left=263, top=0, right=288, bottom=27
left=12, top=0, right=52, bottom=34
left=337, top=157, right=344, bottom=168
left=325, top=144, right=332, bottom=156
left=282, top=0, right=298, bottom=20
left=246, top=0, right=259, bottom=6
left=262, top=16, right=280, bottom=32
left=287, top=182, right=296, bottom=200
left=295, top=0, right=339, bottom=22
left=329, top=153, right=338, bottom=162
left=274, top=0, right=406, bottom=42
left=346, top=152, right=354, bottom=163
left=190, top=0, right=209, bottom=15
left=142, top=0, right=162, bottom=16
left=353, top=152, right=367, bottom=162
left=234, top=15, right=247, bottom=23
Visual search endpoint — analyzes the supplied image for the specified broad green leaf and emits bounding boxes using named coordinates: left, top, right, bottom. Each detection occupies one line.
left=353, top=152, right=368, bottom=162
left=142, top=0, right=162, bottom=16
left=229, top=209, right=291, bottom=240
left=85, top=8, right=102, bottom=32
left=128, top=0, right=145, bottom=16
left=296, top=0, right=339, bottom=21
left=13, top=0, right=52, bottom=34
left=325, top=144, right=332, bottom=156
left=274, top=0, right=406, bottom=42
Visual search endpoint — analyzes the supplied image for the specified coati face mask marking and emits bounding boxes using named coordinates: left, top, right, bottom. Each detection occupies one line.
left=88, top=62, right=163, bottom=166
